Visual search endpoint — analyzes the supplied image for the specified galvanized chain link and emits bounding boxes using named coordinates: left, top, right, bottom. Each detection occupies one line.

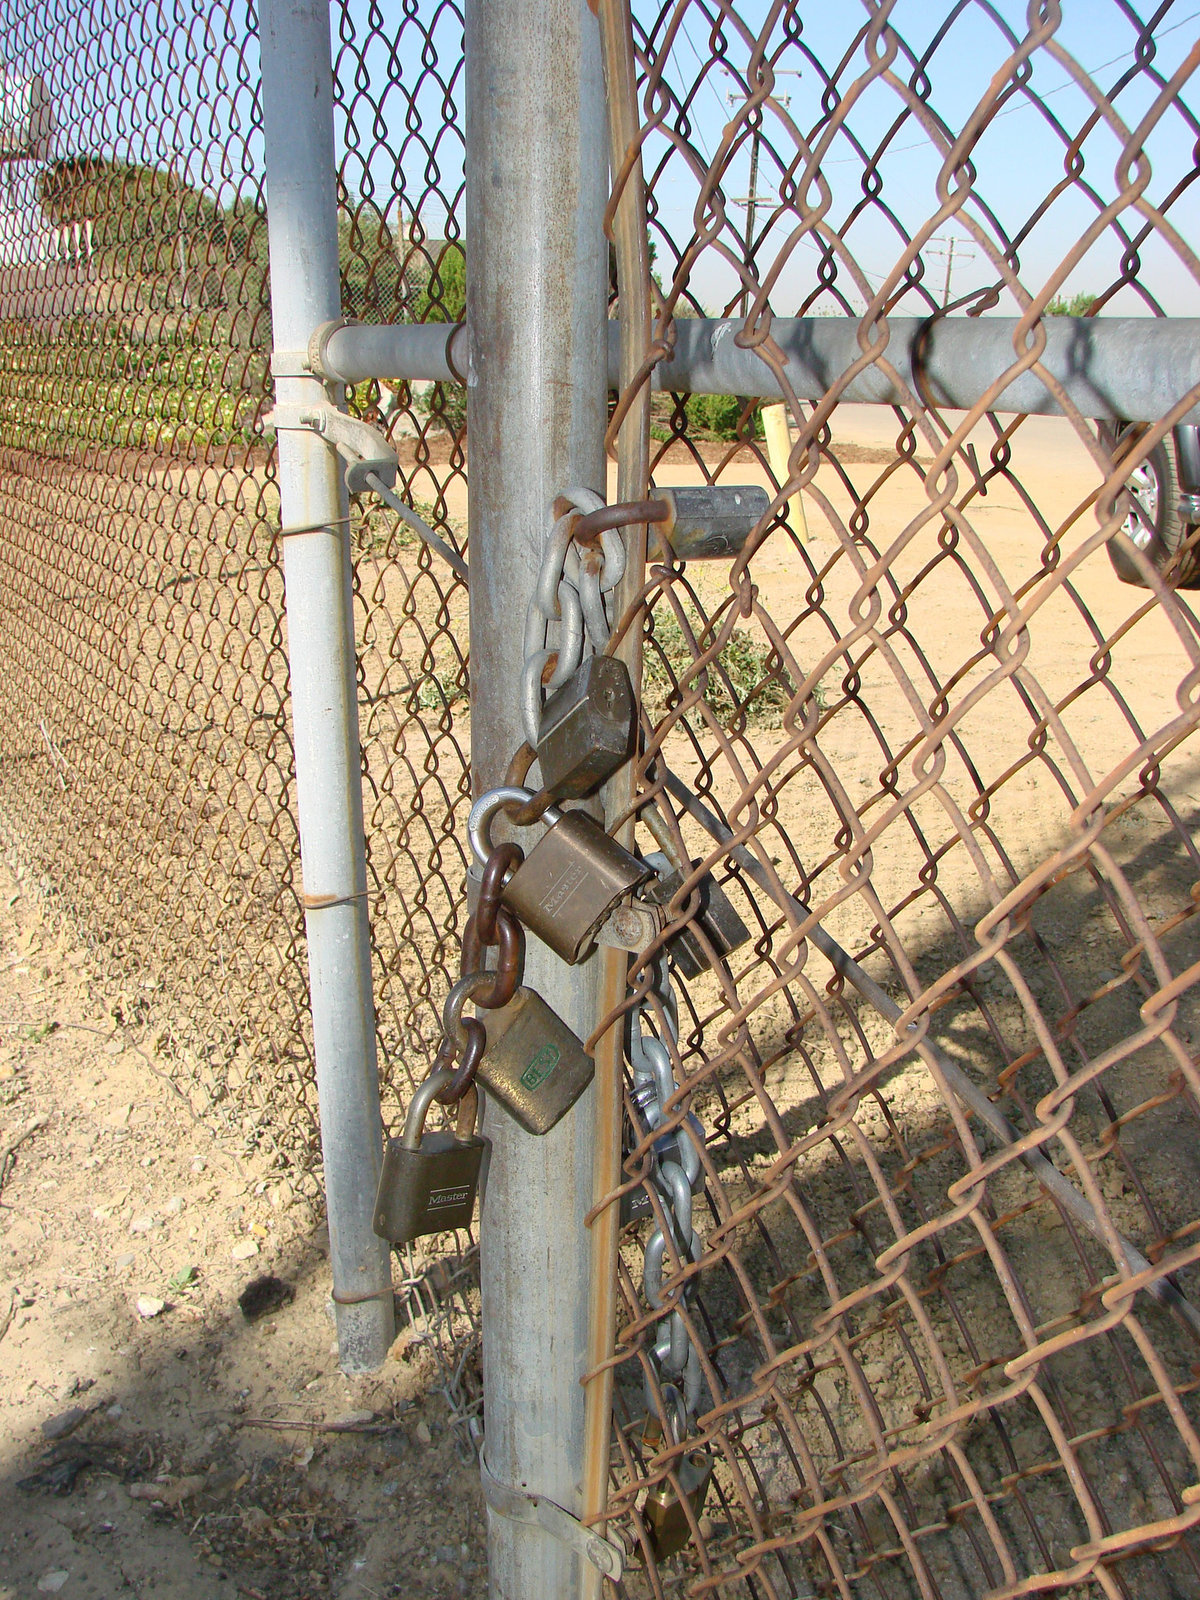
left=519, top=485, right=707, bottom=1445
left=520, top=488, right=627, bottom=749
left=627, top=928, right=705, bottom=1443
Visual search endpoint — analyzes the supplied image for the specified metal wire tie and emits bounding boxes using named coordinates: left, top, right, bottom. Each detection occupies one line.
left=478, top=1450, right=626, bottom=1580
left=331, top=1285, right=394, bottom=1307
left=301, top=888, right=369, bottom=911
left=278, top=513, right=353, bottom=539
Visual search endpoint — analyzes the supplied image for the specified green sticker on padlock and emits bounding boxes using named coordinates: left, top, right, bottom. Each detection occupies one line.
left=520, top=1043, right=561, bottom=1091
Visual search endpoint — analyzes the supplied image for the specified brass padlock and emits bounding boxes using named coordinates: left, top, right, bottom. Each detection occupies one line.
left=468, top=786, right=650, bottom=964
left=641, top=1447, right=713, bottom=1560
left=478, top=987, right=595, bottom=1135
left=643, top=860, right=750, bottom=979
left=536, top=654, right=636, bottom=799
left=373, top=1067, right=489, bottom=1245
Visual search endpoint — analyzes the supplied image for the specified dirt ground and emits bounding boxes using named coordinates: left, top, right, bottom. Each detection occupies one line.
left=0, top=851, right=487, bottom=1600
left=4, top=402, right=1200, bottom=1600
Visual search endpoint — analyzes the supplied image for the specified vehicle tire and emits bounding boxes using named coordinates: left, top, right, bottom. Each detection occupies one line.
left=1103, top=423, right=1200, bottom=589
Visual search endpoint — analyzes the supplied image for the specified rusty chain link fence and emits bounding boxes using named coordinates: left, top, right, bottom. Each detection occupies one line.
left=1, top=1, right=1199, bottom=1596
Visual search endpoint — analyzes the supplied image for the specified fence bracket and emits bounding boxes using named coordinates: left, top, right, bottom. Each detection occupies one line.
left=478, top=1450, right=627, bottom=1580
left=267, top=402, right=398, bottom=494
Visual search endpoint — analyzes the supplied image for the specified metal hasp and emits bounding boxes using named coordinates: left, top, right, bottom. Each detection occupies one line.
left=536, top=654, right=636, bottom=799
left=465, top=0, right=609, bottom=1593
left=478, top=989, right=595, bottom=1135
left=649, top=484, right=771, bottom=562
left=258, top=0, right=393, bottom=1372
left=310, top=314, right=1200, bottom=425
left=373, top=1075, right=488, bottom=1244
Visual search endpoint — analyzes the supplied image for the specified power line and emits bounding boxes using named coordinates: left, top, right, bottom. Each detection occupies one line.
left=821, top=8, right=1200, bottom=167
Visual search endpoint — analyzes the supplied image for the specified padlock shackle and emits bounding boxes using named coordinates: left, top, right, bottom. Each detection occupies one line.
left=468, top=785, right=563, bottom=868
left=400, top=1067, right=455, bottom=1148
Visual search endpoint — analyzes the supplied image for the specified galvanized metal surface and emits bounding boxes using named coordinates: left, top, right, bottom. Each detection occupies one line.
left=464, top=0, right=609, bottom=1593
left=315, top=314, right=1200, bottom=422
left=257, top=0, right=393, bottom=1372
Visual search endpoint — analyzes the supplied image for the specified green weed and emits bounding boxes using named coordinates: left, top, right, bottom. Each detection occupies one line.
left=643, top=611, right=817, bottom=730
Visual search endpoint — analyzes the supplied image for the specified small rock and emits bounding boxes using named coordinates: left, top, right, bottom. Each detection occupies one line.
left=135, top=1296, right=166, bottom=1319
left=190, top=1157, right=206, bottom=1173
left=128, top=1217, right=153, bottom=1236
left=37, top=1573, right=69, bottom=1595
left=129, top=1475, right=205, bottom=1507
left=41, top=1407, right=87, bottom=1441
left=333, top=1409, right=375, bottom=1428
left=230, top=1239, right=259, bottom=1262
left=113, top=1254, right=135, bottom=1271
left=164, top=1196, right=184, bottom=1216
left=106, top=1404, right=123, bottom=1420
left=414, top=1419, right=432, bottom=1446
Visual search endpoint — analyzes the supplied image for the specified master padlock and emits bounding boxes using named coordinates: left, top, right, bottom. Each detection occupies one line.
left=373, top=1065, right=489, bottom=1246
left=468, top=786, right=650, bottom=964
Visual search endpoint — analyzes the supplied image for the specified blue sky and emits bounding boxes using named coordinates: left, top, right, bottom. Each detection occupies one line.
left=11, top=0, right=1200, bottom=317
left=632, top=0, right=1200, bottom=316
left=325, top=0, right=1199, bottom=317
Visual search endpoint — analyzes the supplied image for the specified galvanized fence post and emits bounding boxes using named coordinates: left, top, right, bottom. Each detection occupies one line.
left=465, top=0, right=609, bottom=1593
left=258, top=0, right=394, bottom=1372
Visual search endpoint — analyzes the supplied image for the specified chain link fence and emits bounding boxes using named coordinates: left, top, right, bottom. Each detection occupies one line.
left=0, top=1, right=1199, bottom=1596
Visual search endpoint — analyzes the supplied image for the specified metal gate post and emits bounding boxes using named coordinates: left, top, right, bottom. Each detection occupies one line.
left=465, top=1, right=609, bottom=1595
left=259, top=0, right=394, bottom=1372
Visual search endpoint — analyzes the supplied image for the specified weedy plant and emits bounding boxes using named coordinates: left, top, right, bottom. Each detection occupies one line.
left=643, top=609, right=815, bottom=730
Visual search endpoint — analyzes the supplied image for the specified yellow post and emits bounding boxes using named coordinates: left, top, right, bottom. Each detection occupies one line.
left=762, top=401, right=809, bottom=544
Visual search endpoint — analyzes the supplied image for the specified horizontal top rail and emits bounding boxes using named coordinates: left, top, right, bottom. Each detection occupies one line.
left=312, top=314, right=1200, bottom=424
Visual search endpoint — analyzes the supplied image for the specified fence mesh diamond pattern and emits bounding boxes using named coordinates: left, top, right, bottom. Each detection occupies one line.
left=0, top=3, right=1198, bottom=1597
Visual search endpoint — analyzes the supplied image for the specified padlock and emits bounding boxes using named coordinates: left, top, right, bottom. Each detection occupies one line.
left=648, top=484, right=771, bottom=562
left=619, top=1116, right=705, bottom=1224
left=468, top=786, right=651, bottom=965
left=478, top=987, right=595, bottom=1135
left=620, top=1178, right=654, bottom=1225
left=642, top=862, right=750, bottom=979
left=373, top=1066, right=489, bottom=1245
left=641, top=1448, right=714, bottom=1560
left=536, top=654, right=636, bottom=800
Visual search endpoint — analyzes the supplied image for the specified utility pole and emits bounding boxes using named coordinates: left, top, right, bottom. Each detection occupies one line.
left=724, top=68, right=800, bottom=317
left=927, top=234, right=976, bottom=308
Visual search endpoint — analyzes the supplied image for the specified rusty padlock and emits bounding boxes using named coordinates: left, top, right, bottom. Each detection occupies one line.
left=642, top=856, right=750, bottom=978
left=468, top=785, right=650, bottom=964
left=444, top=907, right=595, bottom=1135
left=536, top=653, right=636, bottom=800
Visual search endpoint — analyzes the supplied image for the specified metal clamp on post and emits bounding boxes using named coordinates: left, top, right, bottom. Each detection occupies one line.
left=479, top=1452, right=627, bottom=1580
left=266, top=402, right=398, bottom=494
